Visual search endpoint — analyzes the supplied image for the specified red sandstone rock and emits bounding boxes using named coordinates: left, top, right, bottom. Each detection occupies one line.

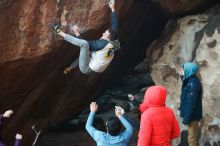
left=0, top=0, right=126, bottom=63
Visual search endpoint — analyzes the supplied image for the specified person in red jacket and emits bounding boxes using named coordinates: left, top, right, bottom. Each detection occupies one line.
left=137, top=86, right=180, bottom=146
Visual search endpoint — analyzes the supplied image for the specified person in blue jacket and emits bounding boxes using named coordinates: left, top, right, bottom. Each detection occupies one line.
left=0, top=110, right=22, bottom=146
left=51, top=0, right=121, bottom=75
left=178, top=62, right=202, bottom=146
left=85, top=102, right=133, bottom=146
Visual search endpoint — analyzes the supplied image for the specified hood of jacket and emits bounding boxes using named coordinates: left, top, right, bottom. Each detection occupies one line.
left=183, top=63, right=198, bottom=80
left=139, top=86, right=167, bottom=112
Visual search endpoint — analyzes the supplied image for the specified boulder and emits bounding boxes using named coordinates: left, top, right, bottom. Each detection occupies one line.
left=145, top=5, right=220, bottom=145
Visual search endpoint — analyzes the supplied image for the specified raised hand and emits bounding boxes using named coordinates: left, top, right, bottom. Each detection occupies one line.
left=90, top=102, right=98, bottom=112
left=73, top=25, right=81, bottom=36
left=3, top=110, right=13, bottom=118
left=115, top=106, right=125, bottom=118
left=109, top=0, right=115, bottom=12
left=128, top=94, right=135, bottom=101
left=15, top=133, right=22, bottom=139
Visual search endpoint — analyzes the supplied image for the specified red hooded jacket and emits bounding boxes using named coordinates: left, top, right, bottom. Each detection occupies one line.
left=138, top=86, right=180, bottom=146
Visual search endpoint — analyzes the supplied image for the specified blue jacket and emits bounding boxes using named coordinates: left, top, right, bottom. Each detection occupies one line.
left=85, top=112, right=133, bottom=146
left=180, top=63, right=202, bottom=125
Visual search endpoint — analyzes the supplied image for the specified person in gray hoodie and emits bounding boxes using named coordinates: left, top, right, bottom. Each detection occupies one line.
left=86, top=102, right=133, bottom=146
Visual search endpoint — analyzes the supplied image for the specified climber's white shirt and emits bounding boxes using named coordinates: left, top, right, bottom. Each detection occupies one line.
left=89, top=43, right=114, bottom=73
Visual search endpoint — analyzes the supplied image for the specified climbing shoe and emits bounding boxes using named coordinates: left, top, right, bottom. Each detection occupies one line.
left=49, top=22, right=61, bottom=33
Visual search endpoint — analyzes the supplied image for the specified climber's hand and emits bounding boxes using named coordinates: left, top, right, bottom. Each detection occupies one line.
left=109, top=0, right=115, bottom=12
left=73, top=25, right=81, bottom=36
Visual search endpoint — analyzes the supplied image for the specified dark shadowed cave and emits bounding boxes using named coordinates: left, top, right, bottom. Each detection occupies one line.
left=0, top=0, right=219, bottom=146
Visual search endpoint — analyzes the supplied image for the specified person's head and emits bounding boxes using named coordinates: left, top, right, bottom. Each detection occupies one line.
left=181, top=63, right=198, bottom=80
left=179, top=67, right=184, bottom=76
left=102, top=28, right=118, bottom=41
left=139, top=86, right=167, bottom=112
left=93, top=117, right=106, bottom=132
left=105, top=117, right=122, bottom=136
left=122, top=102, right=131, bottom=112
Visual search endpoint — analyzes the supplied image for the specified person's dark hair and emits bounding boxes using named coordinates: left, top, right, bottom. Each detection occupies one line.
left=108, top=28, right=118, bottom=41
left=122, top=102, right=131, bottom=112
left=93, top=117, right=106, bottom=132
left=106, top=117, right=122, bottom=136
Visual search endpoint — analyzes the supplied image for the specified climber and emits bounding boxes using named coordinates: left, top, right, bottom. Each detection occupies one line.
left=0, top=110, right=22, bottom=146
left=50, top=0, right=121, bottom=75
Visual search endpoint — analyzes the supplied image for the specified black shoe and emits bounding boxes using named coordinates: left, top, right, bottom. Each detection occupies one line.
left=49, top=22, right=60, bottom=33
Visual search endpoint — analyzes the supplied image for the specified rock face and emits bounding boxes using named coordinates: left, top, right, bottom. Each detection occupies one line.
left=0, top=0, right=217, bottom=63
left=149, top=0, right=218, bottom=16
left=146, top=5, right=220, bottom=145
left=0, top=0, right=56, bottom=63
left=0, top=0, right=168, bottom=145
left=0, top=0, right=126, bottom=63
